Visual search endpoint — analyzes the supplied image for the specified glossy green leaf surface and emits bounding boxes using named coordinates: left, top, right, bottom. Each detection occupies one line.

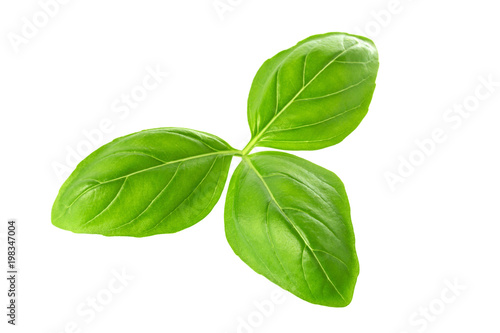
left=52, top=128, right=237, bottom=237
left=51, top=32, right=378, bottom=308
left=245, top=32, right=379, bottom=152
left=225, top=152, right=359, bottom=307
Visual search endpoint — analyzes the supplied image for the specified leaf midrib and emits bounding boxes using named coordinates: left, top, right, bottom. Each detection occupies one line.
left=55, top=150, right=238, bottom=221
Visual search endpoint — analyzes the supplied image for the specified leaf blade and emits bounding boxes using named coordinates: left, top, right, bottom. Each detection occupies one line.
left=52, top=128, right=237, bottom=237
left=225, top=152, right=359, bottom=307
left=245, top=32, right=379, bottom=152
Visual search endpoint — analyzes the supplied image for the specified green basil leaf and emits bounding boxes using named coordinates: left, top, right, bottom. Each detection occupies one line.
left=225, top=151, right=359, bottom=307
left=52, top=128, right=238, bottom=237
left=244, top=32, right=379, bottom=153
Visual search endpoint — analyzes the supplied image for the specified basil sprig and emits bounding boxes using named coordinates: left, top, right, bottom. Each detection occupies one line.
left=52, top=32, right=379, bottom=307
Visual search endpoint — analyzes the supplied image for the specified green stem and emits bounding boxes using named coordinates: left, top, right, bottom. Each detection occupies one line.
left=241, top=137, right=259, bottom=156
left=232, top=149, right=243, bottom=157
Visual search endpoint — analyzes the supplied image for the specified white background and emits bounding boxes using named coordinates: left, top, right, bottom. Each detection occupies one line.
left=1, top=0, right=499, bottom=332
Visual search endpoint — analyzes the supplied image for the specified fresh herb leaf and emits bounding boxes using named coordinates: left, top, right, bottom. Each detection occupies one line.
left=52, top=128, right=238, bottom=237
left=243, top=32, right=379, bottom=153
left=225, top=152, right=359, bottom=307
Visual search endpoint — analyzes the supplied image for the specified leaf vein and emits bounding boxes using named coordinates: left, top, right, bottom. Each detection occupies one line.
left=142, top=157, right=219, bottom=234
left=265, top=101, right=365, bottom=134
left=294, top=76, right=370, bottom=102
left=265, top=201, right=296, bottom=287
left=81, top=178, right=127, bottom=227
left=104, top=162, right=183, bottom=232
